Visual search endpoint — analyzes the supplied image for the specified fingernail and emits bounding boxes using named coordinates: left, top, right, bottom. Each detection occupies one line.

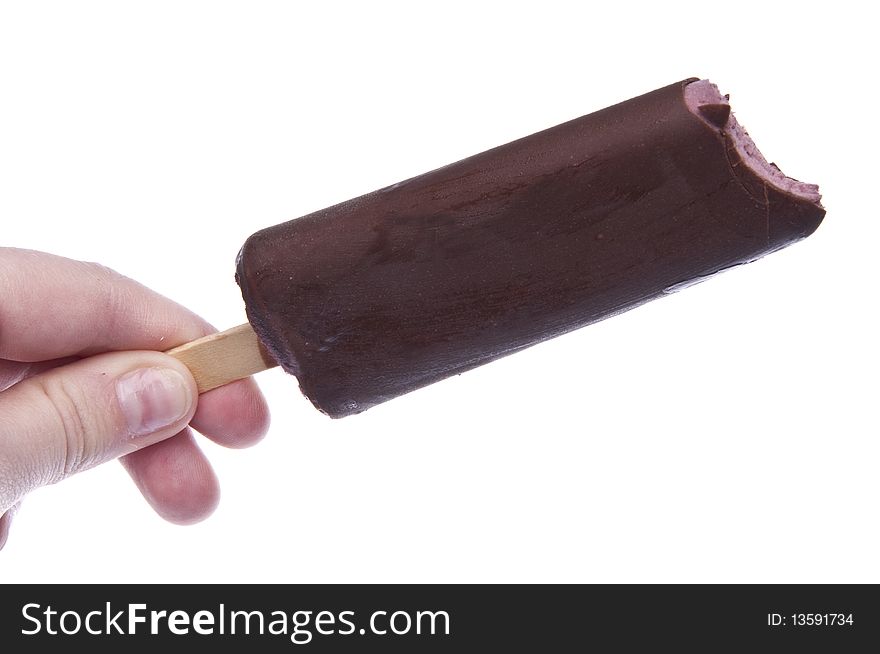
left=116, top=368, right=192, bottom=438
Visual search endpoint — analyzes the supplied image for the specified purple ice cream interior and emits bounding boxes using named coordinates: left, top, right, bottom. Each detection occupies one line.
left=685, top=79, right=822, bottom=205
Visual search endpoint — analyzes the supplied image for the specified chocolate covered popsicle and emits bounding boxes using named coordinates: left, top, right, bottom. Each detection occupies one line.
left=228, top=78, right=824, bottom=418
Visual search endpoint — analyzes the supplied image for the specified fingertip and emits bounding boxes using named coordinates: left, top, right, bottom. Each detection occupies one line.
left=0, top=502, right=18, bottom=551
left=190, top=377, right=271, bottom=449
left=0, top=511, right=11, bottom=550
left=121, top=429, right=220, bottom=525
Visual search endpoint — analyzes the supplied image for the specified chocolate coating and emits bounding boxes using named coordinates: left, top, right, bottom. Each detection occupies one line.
left=237, top=79, right=824, bottom=418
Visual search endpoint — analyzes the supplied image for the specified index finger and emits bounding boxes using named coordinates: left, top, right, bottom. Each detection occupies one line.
left=0, top=247, right=213, bottom=361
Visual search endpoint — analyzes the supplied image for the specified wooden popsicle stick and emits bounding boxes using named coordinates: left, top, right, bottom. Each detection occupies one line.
left=165, top=323, right=278, bottom=393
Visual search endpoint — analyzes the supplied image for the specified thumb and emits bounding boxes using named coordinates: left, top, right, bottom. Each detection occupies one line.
left=0, top=351, right=197, bottom=512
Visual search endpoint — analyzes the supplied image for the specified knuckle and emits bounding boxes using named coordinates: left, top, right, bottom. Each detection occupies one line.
left=35, top=375, right=104, bottom=481
left=0, top=454, right=26, bottom=512
left=0, top=421, right=44, bottom=509
left=80, top=260, right=122, bottom=283
left=80, top=261, right=133, bottom=341
left=0, top=456, right=37, bottom=513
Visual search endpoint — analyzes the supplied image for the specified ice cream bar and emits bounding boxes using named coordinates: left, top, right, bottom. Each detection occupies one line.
left=234, top=78, right=824, bottom=418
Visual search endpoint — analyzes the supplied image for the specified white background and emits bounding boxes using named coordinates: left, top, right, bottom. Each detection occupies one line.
left=0, top=1, right=876, bottom=583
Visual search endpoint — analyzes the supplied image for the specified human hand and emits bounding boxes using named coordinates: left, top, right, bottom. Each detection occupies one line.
left=0, top=248, right=270, bottom=550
